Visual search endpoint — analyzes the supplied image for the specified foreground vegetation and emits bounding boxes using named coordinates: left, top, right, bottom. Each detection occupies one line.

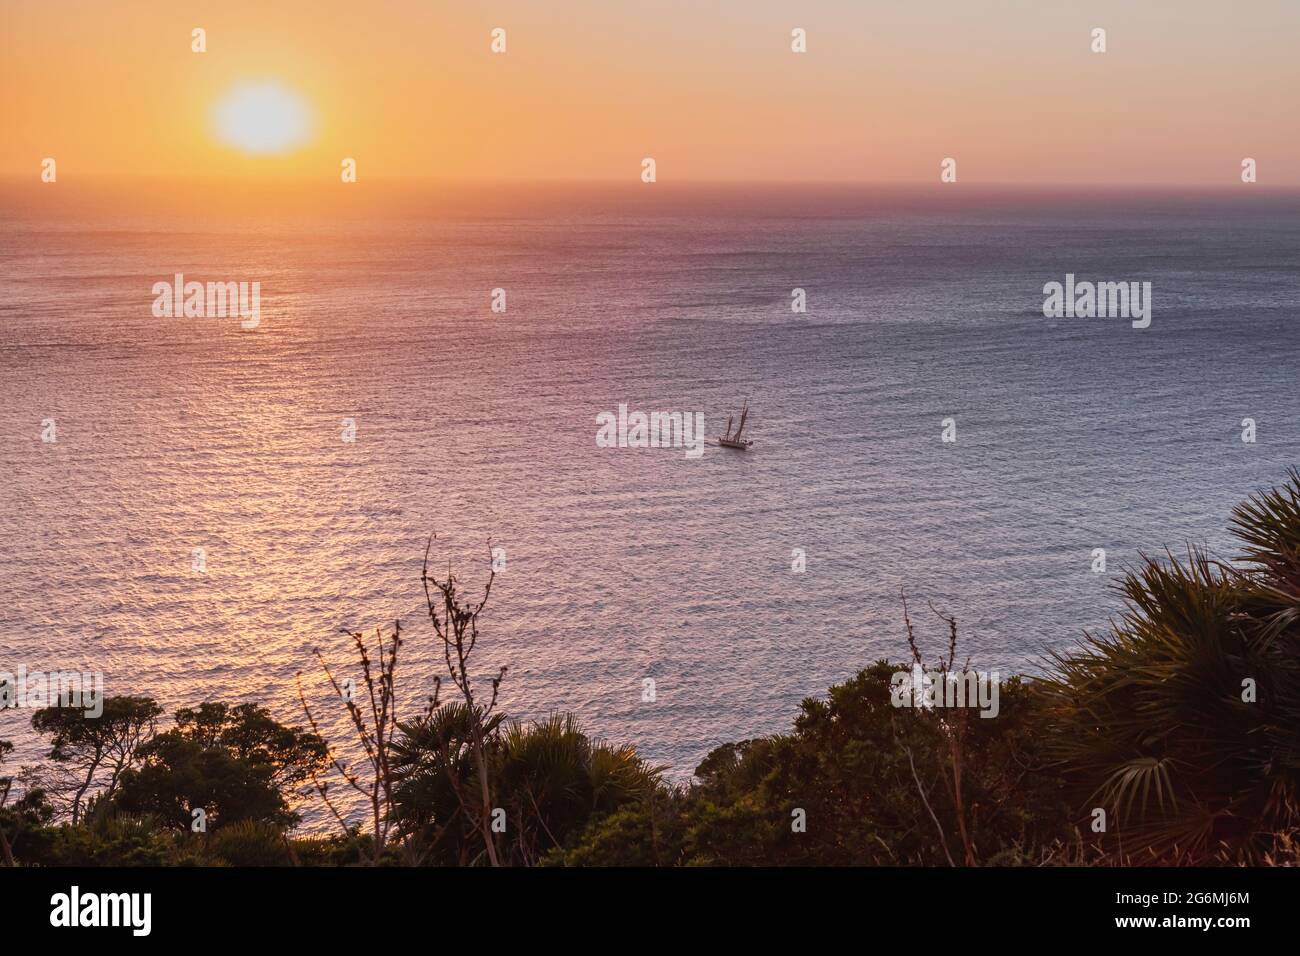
left=4, top=472, right=1299, bottom=866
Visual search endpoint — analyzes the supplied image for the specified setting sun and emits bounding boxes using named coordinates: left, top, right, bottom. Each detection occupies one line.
left=211, top=80, right=314, bottom=156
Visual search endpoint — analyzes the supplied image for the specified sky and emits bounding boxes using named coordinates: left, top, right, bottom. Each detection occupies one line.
left=1, top=0, right=1297, bottom=185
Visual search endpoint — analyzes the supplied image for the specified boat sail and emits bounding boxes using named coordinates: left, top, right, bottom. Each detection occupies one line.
left=718, top=401, right=753, bottom=450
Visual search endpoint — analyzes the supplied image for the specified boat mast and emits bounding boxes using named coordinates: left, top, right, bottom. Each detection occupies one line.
left=734, top=401, right=748, bottom=439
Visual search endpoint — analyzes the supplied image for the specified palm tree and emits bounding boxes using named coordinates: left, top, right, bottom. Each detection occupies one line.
left=390, top=703, right=503, bottom=865
left=1040, top=469, right=1300, bottom=863
left=494, top=713, right=662, bottom=865
left=392, top=709, right=660, bottom=865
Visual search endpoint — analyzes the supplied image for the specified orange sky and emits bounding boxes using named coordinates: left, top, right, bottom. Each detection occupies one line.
left=2, top=0, right=1297, bottom=185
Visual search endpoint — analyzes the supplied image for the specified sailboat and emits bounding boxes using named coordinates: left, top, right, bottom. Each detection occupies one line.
left=717, top=400, right=754, bottom=450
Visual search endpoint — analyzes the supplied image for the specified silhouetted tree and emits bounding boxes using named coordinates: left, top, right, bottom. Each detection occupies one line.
left=31, top=696, right=161, bottom=824
left=299, top=622, right=407, bottom=865
left=1041, top=469, right=1300, bottom=863
left=422, top=534, right=508, bottom=866
left=114, top=702, right=327, bottom=831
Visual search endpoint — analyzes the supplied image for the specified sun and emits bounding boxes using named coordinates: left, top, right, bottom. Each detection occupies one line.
left=211, top=81, right=315, bottom=155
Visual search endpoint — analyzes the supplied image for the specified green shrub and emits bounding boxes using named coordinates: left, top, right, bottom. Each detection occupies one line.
left=207, top=820, right=293, bottom=866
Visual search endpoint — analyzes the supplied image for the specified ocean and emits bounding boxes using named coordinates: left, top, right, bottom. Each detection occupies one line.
left=2, top=182, right=1297, bottom=820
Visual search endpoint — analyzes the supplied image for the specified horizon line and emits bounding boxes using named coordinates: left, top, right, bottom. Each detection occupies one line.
left=2, top=174, right=1297, bottom=191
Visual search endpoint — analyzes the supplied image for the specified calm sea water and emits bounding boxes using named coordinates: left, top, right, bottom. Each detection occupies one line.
left=2, top=183, right=1297, bottom=820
